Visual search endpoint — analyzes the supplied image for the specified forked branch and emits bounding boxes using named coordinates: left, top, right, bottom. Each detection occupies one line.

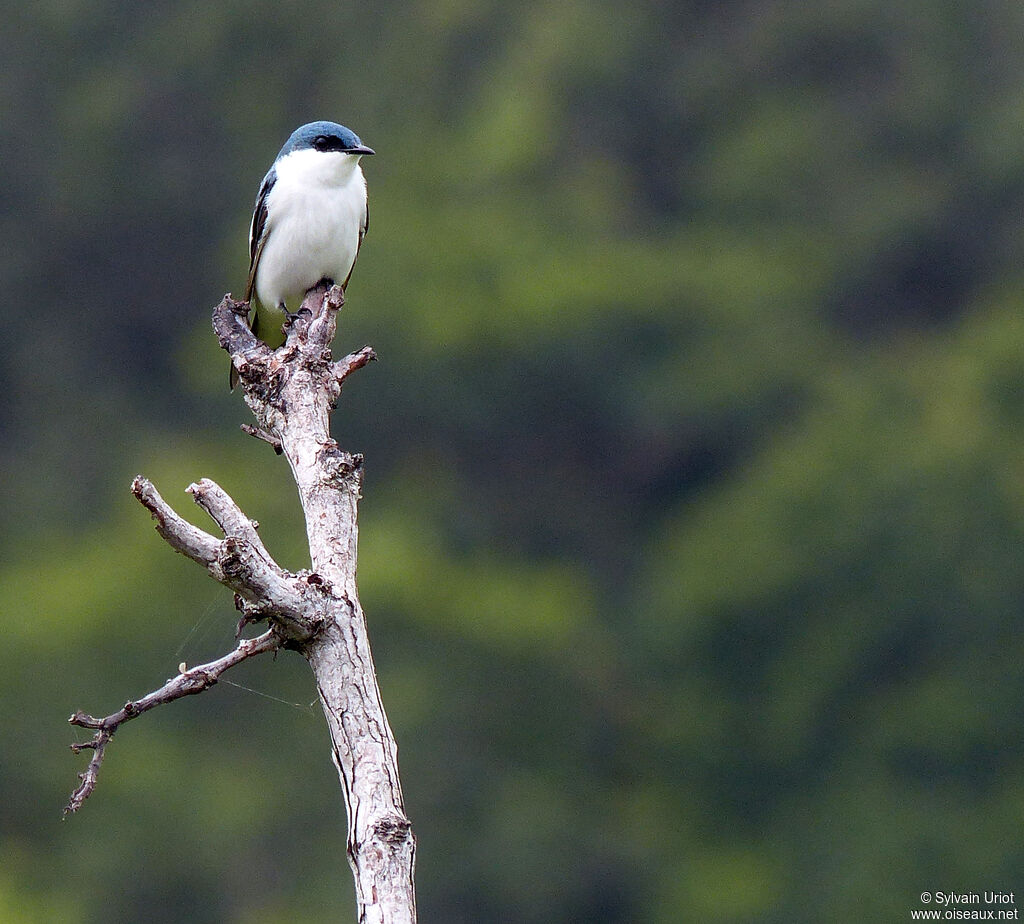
left=65, top=630, right=281, bottom=815
left=66, top=284, right=416, bottom=924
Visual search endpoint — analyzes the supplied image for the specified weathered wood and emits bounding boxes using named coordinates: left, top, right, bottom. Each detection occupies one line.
left=67, top=285, right=415, bottom=923
left=215, top=284, right=415, bottom=923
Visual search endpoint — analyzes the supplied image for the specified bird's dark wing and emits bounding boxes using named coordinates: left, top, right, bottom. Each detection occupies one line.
left=244, top=165, right=276, bottom=303
left=341, top=191, right=369, bottom=291
left=232, top=166, right=277, bottom=389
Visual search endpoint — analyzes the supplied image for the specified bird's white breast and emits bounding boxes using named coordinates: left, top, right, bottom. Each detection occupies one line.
left=255, top=149, right=367, bottom=308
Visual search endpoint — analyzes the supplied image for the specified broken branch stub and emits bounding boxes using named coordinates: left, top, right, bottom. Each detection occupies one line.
left=67, top=285, right=416, bottom=923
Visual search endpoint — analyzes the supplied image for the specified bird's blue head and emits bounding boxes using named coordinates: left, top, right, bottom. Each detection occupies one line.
left=276, top=121, right=375, bottom=161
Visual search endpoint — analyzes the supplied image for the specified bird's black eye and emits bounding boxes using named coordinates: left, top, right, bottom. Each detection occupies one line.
left=312, top=135, right=345, bottom=153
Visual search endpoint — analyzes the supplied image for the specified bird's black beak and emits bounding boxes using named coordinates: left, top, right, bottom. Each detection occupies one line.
left=348, top=144, right=375, bottom=156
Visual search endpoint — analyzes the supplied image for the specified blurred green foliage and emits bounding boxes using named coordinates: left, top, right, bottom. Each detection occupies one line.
left=3, top=0, right=1024, bottom=920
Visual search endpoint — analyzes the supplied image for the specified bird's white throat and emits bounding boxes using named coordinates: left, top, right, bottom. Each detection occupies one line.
left=275, top=148, right=364, bottom=188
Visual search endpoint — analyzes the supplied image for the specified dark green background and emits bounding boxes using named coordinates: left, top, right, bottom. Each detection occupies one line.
left=3, top=1, right=1023, bottom=921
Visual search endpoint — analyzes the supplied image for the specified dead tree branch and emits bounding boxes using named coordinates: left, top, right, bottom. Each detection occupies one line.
left=65, top=630, right=281, bottom=815
left=67, top=284, right=416, bottom=924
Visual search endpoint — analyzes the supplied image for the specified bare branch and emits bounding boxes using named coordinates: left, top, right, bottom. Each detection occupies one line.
left=211, top=293, right=271, bottom=385
left=131, top=475, right=221, bottom=567
left=304, top=284, right=344, bottom=350
left=74, top=281, right=414, bottom=920
left=187, top=478, right=278, bottom=570
left=65, top=630, right=282, bottom=815
left=240, top=423, right=283, bottom=454
left=334, top=345, right=377, bottom=385
left=131, top=475, right=324, bottom=639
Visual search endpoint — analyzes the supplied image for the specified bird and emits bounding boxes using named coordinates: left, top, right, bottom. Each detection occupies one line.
left=233, top=120, right=374, bottom=387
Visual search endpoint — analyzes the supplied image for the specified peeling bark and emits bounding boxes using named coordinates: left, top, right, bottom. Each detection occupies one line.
left=67, top=285, right=416, bottom=924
